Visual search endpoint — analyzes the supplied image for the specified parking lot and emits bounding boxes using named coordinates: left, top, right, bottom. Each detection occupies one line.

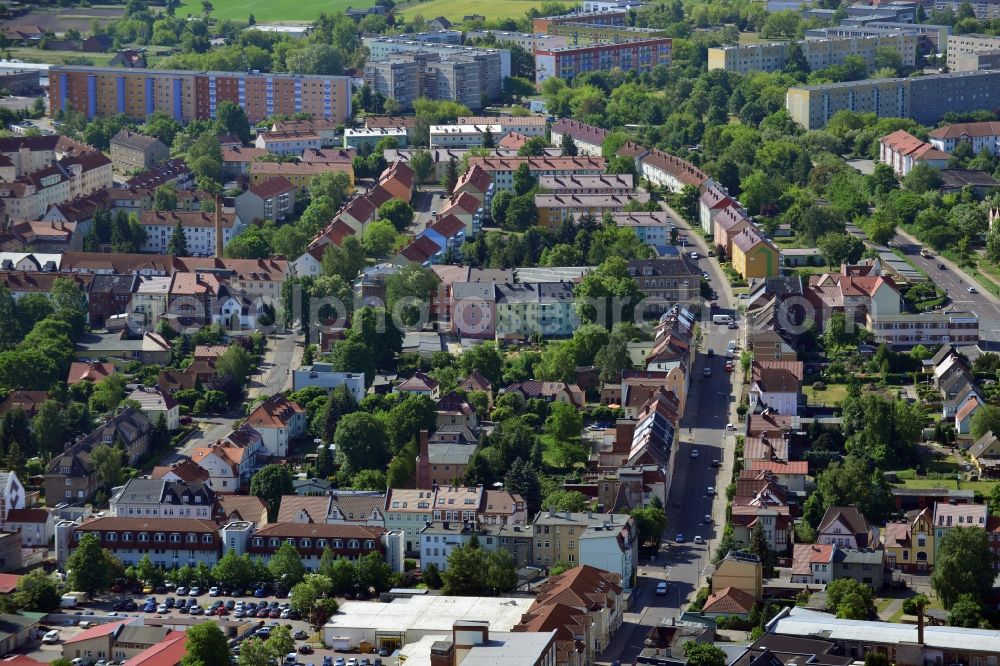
left=24, top=588, right=394, bottom=666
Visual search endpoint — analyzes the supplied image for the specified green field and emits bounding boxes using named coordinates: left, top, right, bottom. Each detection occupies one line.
left=397, top=0, right=547, bottom=21
left=5, top=47, right=116, bottom=66
left=176, top=0, right=373, bottom=22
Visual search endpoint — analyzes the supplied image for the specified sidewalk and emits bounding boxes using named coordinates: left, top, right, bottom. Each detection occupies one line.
left=895, top=226, right=999, bottom=304
left=661, top=201, right=737, bottom=308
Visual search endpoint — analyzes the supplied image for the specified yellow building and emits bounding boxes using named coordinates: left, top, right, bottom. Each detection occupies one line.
left=731, top=227, right=780, bottom=279
left=249, top=161, right=354, bottom=192
left=712, top=551, right=762, bottom=600
left=883, top=508, right=934, bottom=573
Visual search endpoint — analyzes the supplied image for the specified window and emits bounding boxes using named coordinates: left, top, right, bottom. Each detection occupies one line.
left=107, top=532, right=117, bottom=541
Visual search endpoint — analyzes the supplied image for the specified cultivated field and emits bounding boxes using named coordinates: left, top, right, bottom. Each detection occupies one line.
left=5, top=5, right=125, bottom=35
left=397, top=0, right=547, bottom=20
left=176, top=0, right=376, bottom=22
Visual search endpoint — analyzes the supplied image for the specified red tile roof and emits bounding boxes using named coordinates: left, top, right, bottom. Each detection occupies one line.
left=429, top=213, right=465, bottom=237
left=928, top=121, right=1000, bottom=140
left=249, top=176, right=296, bottom=199
left=122, top=630, right=187, bottom=666
left=67, top=361, right=116, bottom=385
left=64, top=620, right=128, bottom=644
left=246, top=394, right=304, bottom=429
left=702, top=586, right=756, bottom=615
left=0, top=573, right=21, bottom=594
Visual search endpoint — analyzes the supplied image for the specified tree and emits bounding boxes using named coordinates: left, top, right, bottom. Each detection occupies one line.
left=14, top=569, right=61, bottom=612
left=442, top=543, right=486, bottom=595
left=214, top=100, right=251, bottom=144
left=290, top=573, right=332, bottom=614
left=901, top=593, right=929, bottom=616
left=355, top=552, right=393, bottom=593
left=812, top=456, right=893, bottom=525
left=442, top=157, right=459, bottom=194
left=817, top=232, right=863, bottom=268
left=560, top=132, right=578, bottom=157
left=409, top=149, right=433, bottom=188
left=181, top=623, right=230, bottom=666
left=948, top=593, right=984, bottom=628
left=541, top=490, right=589, bottom=512
left=505, top=457, right=543, bottom=517
left=378, top=199, right=414, bottom=233
left=825, top=578, right=875, bottom=620
left=513, top=163, right=536, bottom=196
left=932, top=527, right=995, bottom=608
left=458, top=342, right=503, bottom=386
left=684, top=642, right=727, bottom=666
left=91, top=442, right=125, bottom=492
left=385, top=264, right=439, bottom=328
left=903, top=162, right=943, bottom=194
left=268, top=542, right=307, bottom=588
left=309, top=597, right=339, bottom=632
left=153, top=184, right=178, bottom=211
left=363, top=219, right=398, bottom=259
left=631, top=505, right=667, bottom=545
left=485, top=549, right=518, bottom=593
left=545, top=402, right=583, bottom=442
left=334, top=412, right=390, bottom=472
left=481, top=126, right=495, bottom=148
left=971, top=405, right=1000, bottom=440
left=503, top=195, right=538, bottom=232
left=213, top=550, right=257, bottom=591
left=167, top=221, right=189, bottom=256
left=33, top=399, right=66, bottom=460
left=594, top=332, right=632, bottom=385
left=216, top=344, right=253, bottom=384
left=66, top=533, right=111, bottom=594
left=250, top=464, right=294, bottom=522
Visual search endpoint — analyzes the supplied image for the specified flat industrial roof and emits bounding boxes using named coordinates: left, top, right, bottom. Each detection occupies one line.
left=324, top=596, right=534, bottom=634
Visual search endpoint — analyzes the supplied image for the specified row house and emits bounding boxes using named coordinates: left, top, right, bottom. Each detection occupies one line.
left=243, top=522, right=401, bottom=571
left=698, top=182, right=742, bottom=235
left=790, top=543, right=886, bottom=589
left=628, top=257, right=700, bottom=318
left=928, top=120, right=1000, bottom=155
left=277, top=493, right=386, bottom=527
left=731, top=471, right=793, bottom=552
left=249, top=160, right=354, bottom=192
left=124, top=158, right=193, bottom=190
left=0, top=270, right=93, bottom=302
left=535, top=192, right=649, bottom=228
left=0, top=152, right=111, bottom=224
left=0, top=135, right=95, bottom=179
left=638, top=148, right=708, bottom=193
left=254, top=129, right=322, bottom=156
left=221, top=146, right=268, bottom=177
left=883, top=508, right=934, bottom=572
left=613, top=211, right=673, bottom=247
left=467, top=155, right=605, bottom=193
left=748, top=360, right=803, bottom=416
left=88, top=273, right=139, bottom=328
left=531, top=510, right=638, bottom=587
left=538, top=173, right=634, bottom=195
left=271, top=118, right=342, bottom=147
left=549, top=118, right=609, bottom=156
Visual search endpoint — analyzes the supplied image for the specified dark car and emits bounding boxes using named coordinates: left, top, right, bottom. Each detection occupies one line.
left=254, top=588, right=267, bottom=598
left=257, top=609, right=270, bottom=618
left=299, top=646, right=314, bottom=654
left=939, top=263, right=946, bottom=269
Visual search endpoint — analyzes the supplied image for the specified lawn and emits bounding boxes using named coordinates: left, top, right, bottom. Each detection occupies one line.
left=177, top=0, right=372, bottom=22
left=397, top=0, right=548, bottom=21
left=897, top=478, right=997, bottom=495
left=803, top=382, right=850, bottom=406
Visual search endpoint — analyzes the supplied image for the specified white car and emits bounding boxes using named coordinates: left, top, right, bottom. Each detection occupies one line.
left=968, top=286, right=978, bottom=293
left=725, top=423, right=735, bottom=430
left=690, top=448, right=700, bottom=459
left=693, top=536, right=704, bottom=545
left=704, top=514, right=712, bottom=523
left=690, top=252, right=699, bottom=260
left=656, top=581, right=667, bottom=595
left=175, top=587, right=188, bottom=596
left=208, top=587, right=220, bottom=597
left=706, top=486, right=716, bottom=496
left=42, top=630, right=60, bottom=644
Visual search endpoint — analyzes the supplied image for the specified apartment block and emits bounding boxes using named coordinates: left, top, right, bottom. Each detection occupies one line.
left=467, top=156, right=605, bottom=192
left=364, top=59, right=421, bottom=109
left=137, top=210, right=243, bottom=255
left=362, top=37, right=509, bottom=102
left=465, top=30, right=568, bottom=53
left=708, top=34, right=916, bottom=75
left=929, top=121, right=1000, bottom=155
left=868, top=310, right=980, bottom=347
left=934, top=0, right=1000, bottom=19
left=532, top=10, right=628, bottom=33
left=545, top=23, right=671, bottom=46
left=947, top=33, right=1000, bottom=70
left=785, top=70, right=1000, bottom=130
left=364, top=51, right=485, bottom=110
left=535, top=192, right=650, bottom=227
left=845, top=1, right=919, bottom=22
left=535, top=38, right=672, bottom=84
left=48, top=66, right=352, bottom=124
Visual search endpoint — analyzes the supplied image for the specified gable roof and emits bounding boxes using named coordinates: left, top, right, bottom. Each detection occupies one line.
left=702, top=586, right=756, bottom=615
left=249, top=176, right=296, bottom=200
left=67, top=361, right=116, bottom=385
left=817, top=506, right=871, bottom=543
left=246, top=395, right=304, bottom=429
left=970, top=430, right=1000, bottom=460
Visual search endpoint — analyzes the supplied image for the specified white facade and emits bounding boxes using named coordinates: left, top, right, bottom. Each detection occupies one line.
left=255, top=133, right=322, bottom=156
left=748, top=384, right=799, bottom=416
left=429, top=124, right=504, bottom=149
left=419, top=524, right=472, bottom=571
left=0, top=472, right=26, bottom=524
left=6, top=512, right=54, bottom=547
left=292, top=365, right=366, bottom=403
left=290, top=249, right=323, bottom=278
left=579, top=531, right=636, bottom=588
left=138, top=215, right=245, bottom=255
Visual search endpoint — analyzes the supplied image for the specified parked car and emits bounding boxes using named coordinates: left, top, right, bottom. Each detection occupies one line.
left=656, top=582, right=667, bottom=595
left=293, top=630, right=308, bottom=640
left=42, top=630, right=60, bottom=644
left=693, top=536, right=704, bottom=544
left=299, top=646, right=314, bottom=654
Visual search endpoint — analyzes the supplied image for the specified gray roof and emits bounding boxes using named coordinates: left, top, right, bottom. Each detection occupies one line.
left=451, top=282, right=497, bottom=300
left=112, top=478, right=166, bottom=505
left=116, top=624, right=170, bottom=645
left=496, top=281, right=575, bottom=305
left=834, top=548, right=884, bottom=565
left=427, top=442, right=478, bottom=465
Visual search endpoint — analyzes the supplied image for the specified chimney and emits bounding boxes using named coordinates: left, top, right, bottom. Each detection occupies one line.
left=419, top=429, right=429, bottom=464
left=214, top=195, right=223, bottom=258
left=917, top=604, right=925, bottom=645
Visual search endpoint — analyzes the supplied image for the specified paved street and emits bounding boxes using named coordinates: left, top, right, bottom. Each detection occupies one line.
left=161, top=332, right=301, bottom=465
left=891, top=228, right=1000, bottom=348
left=599, top=211, right=739, bottom=665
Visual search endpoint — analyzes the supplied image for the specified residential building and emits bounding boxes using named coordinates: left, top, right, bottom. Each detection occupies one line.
left=244, top=523, right=396, bottom=571
left=48, top=66, right=352, bottom=124
left=748, top=361, right=802, bottom=415
left=221, top=146, right=268, bottom=177
left=384, top=488, right=436, bottom=554
left=0, top=69, right=40, bottom=95
left=87, top=273, right=138, bottom=329
left=545, top=23, right=669, bottom=47
left=731, top=473, right=793, bottom=551
left=45, top=408, right=151, bottom=505
left=63, top=516, right=220, bottom=568
left=531, top=510, right=638, bottom=586
left=535, top=192, right=650, bottom=227
left=291, top=364, right=366, bottom=403
left=468, top=156, right=605, bottom=193
left=637, top=148, right=709, bottom=192
left=244, top=394, right=306, bottom=458
left=533, top=10, right=628, bottom=33
left=731, top=227, right=781, bottom=279
left=495, top=281, right=580, bottom=339
left=235, top=176, right=297, bottom=224
left=466, top=29, right=568, bottom=52
left=969, top=430, right=1000, bottom=477
left=125, top=386, right=179, bottom=431
left=272, top=118, right=341, bottom=147
left=931, top=501, right=987, bottom=557
left=929, top=120, right=1000, bottom=155
left=254, top=129, right=322, bottom=156
left=4, top=509, right=54, bottom=547
left=786, top=70, right=1000, bottom=130
left=109, top=131, right=169, bottom=174
left=816, top=506, right=878, bottom=549
left=790, top=543, right=834, bottom=585
left=868, top=309, right=980, bottom=347
left=249, top=160, right=354, bottom=191
left=883, top=507, right=933, bottom=572
left=612, top=211, right=674, bottom=247
left=0, top=474, right=24, bottom=531
left=947, top=33, right=1000, bottom=70
left=711, top=551, right=762, bottom=600
left=879, top=129, right=950, bottom=177
left=67, top=361, right=116, bottom=386
left=708, top=34, right=916, bottom=75
left=504, top=381, right=585, bottom=408
left=549, top=118, right=608, bottom=156
left=109, top=478, right=215, bottom=520
left=535, top=38, right=671, bottom=84
left=137, top=210, right=242, bottom=256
